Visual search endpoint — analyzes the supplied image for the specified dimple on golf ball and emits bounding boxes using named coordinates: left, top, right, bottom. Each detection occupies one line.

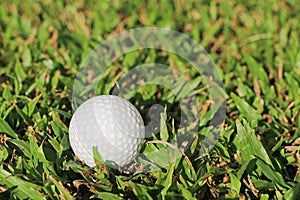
left=69, top=95, right=145, bottom=167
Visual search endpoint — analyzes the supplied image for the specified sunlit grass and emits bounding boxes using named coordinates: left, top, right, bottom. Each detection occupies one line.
left=0, top=0, right=300, bottom=199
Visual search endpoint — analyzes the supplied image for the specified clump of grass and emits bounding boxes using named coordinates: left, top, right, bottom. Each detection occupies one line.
left=0, top=0, right=300, bottom=199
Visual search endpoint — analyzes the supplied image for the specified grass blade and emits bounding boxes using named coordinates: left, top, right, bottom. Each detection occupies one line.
left=0, top=117, right=18, bottom=139
left=0, top=168, right=46, bottom=199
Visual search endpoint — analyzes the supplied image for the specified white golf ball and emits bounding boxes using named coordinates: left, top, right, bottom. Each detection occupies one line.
left=69, top=95, right=145, bottom=167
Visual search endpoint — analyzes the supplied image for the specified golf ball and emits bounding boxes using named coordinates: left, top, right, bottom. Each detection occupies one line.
left=69, top=95, right=145, bottom=167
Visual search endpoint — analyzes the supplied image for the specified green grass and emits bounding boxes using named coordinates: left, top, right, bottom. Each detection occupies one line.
left=1, top=0, right=300, bottom=199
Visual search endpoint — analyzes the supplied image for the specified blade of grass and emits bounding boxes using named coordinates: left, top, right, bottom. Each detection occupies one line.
left=0, top=168, right=46, bottom=199
left=0, top=117, right=18, bottom=139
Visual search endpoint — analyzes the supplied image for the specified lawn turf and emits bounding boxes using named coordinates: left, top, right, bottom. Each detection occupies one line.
left=0, top=0, right=300, bottom=199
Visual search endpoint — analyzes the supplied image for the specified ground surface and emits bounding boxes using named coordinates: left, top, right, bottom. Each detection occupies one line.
left=0, top=0, right=300, bottom=199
